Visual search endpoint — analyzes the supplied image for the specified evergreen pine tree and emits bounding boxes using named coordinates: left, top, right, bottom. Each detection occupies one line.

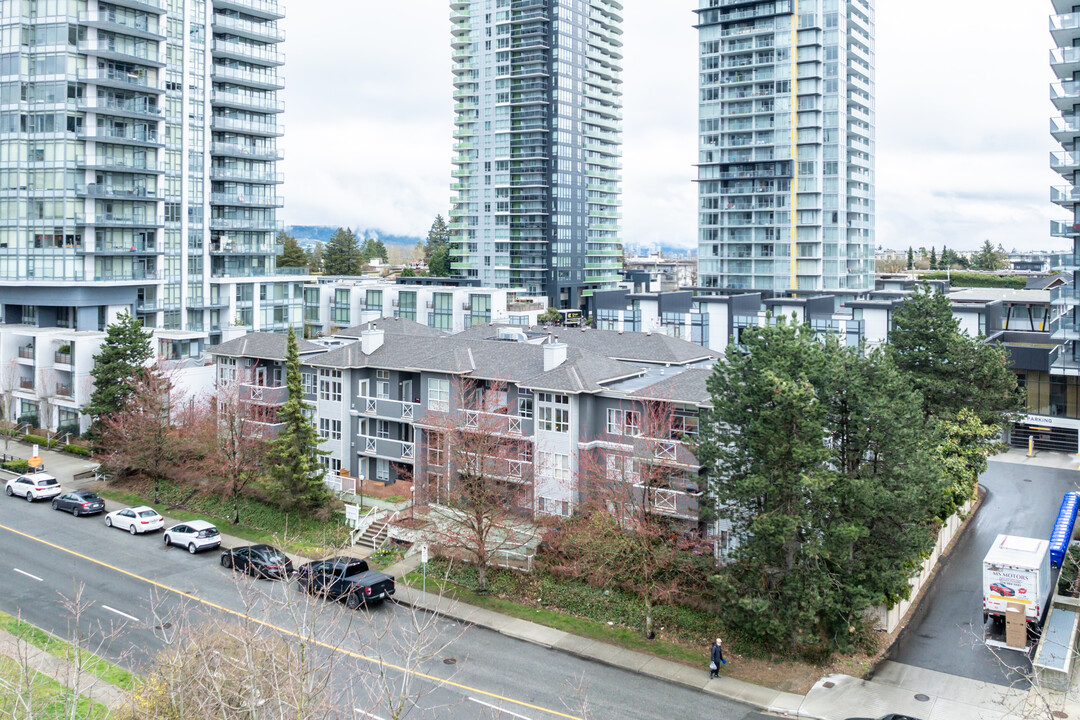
left=428, top=245, right=451, bottom=277
left=907, top=246, right=914, bottom=270
left=305, top=241, right=325, bottom=273
left=425, top=214, right=449, bottom=264
left=322, top=227, right=363, bottom=276
left=929, top=246, right=937, bottom=270
left=84, top=312, right=153, bottom=432
left=276, top=231, right=308, bottom=268
left=374, top=238, right=389, bottom=263
left=263, top=327, right=330, bottom=512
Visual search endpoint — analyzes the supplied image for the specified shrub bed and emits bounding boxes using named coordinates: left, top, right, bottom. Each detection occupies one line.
left=427, top=558, right=725, bottom=650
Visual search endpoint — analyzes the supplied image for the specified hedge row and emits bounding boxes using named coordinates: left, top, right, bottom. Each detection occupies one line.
left=921, top=271, right=1028, bottom=289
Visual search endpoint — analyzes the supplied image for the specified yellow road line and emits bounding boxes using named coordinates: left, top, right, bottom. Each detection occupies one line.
left=0, top=523, right=584, bottom=720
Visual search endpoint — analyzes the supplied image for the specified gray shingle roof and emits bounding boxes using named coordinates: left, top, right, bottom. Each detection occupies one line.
left=208, top=333, right=325, bottom=361
left=304, top=332, right=648, bottom=394
left=631, top=368, right=714, bottom=406
left=452, top=324, right=718, bottom=364
left=335, top=317, right=446, bottom=339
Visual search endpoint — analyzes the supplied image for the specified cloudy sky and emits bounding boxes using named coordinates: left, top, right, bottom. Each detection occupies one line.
left=280, top=1, right=1061, bottom=253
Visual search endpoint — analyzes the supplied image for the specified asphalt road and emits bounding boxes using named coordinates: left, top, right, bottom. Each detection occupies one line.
left=0, top=487, right=771, bottom=720
left=885, top=458, right=1079, bottom=687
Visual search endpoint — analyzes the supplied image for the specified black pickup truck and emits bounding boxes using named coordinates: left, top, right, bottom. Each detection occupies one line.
left=295, top=556, right=395, bottom=609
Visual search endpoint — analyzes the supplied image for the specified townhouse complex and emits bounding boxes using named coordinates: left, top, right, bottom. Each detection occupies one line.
left=210, top=319, right=718, bottom=544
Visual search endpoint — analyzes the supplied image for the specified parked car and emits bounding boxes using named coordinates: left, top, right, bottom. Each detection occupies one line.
left=845, top=715, right=923, bottom=720
left=163, top=520, right=221, bottom=554
left=105, top=506, right=164, bottom=535
left=295, top=557, right=395, bottom=609
left=5, top=473, right=61, bottom=503
left=51, top=490, right=105, bottom=516
left=221, top=544, right=294, bottom=580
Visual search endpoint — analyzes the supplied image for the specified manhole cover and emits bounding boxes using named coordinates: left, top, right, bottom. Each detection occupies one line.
left=1052, top=712, right=1068, bottom=719
left=914, top=694, right=930, bottom=702
left=154, top=622, right=172, bottom=631
left=1023, top=478, right=1033, bottom=483
left=443, top=658, right=457, bottom=665
left=822, top=681, right=835, bottom=689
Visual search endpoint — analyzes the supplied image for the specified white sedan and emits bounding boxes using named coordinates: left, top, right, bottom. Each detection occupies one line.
left=163, top=520, right=221, bottom=554
left=105, top=506, right=164, bottom=535
left=5, top=473, right=61, bottom=503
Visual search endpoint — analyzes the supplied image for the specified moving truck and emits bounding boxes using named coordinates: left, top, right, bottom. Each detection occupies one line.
left=983, top=534, right=1052, bottom=640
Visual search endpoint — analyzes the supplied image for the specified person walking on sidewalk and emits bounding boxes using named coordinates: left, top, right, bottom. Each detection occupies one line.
left=709, top=638, right=726, bottom=678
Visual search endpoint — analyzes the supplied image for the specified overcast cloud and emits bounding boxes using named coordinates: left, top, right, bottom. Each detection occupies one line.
left=280, top=1, right=1062, bottom=252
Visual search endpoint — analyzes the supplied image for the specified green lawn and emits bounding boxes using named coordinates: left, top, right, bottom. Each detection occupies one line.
left=0, top=612, right=140, bottom=691
left=400, top=570, right=706, bottom=667
left=0, top=656, right=110, bottom=720
left=96, top=481, right=352, bottom=557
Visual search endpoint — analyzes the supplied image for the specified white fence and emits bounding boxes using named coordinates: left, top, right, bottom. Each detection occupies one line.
left=871, top=497, right=973, bottom=633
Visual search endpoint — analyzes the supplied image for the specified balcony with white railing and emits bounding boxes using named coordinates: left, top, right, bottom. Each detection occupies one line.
left=633, top=481, right=704, bottom=521
left=462, top=408, right=531, bottom=436
left=361, top=397, right=421, bottom=421
left=359, top=436, right=416, bottom=463
left=239, top=383, right=288, bottom=405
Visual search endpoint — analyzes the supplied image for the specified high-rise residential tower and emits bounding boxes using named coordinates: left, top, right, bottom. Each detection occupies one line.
left=695, top=0, right=875, bottom=294
left=1051, top=1, right=1080, bottom=372
left=448, top=0, right=624, bottom=310
left=0, top=0, right=300, bottom=349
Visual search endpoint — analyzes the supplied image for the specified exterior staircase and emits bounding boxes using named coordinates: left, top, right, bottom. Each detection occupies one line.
left=353, top=517, right=390, bottom=550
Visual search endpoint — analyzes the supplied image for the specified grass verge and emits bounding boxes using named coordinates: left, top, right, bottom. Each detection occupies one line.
left=0, top=656, right=109, bottom=720
left=400, top=570, right=704, bottom=666
left=0, top=611, right=140, bottom=691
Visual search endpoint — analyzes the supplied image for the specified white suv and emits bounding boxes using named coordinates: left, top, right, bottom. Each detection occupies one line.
left=5, top=473, right=61, bottom=503
left=163, top=520, right=221, bottom=554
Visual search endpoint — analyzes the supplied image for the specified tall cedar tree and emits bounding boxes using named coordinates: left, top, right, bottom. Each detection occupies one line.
left=887, top=284, right=1023, bottom=426
left=887, top=284, right=1021, bottom=517
left=698, top=318, right=942, bottom=657
left=907, top=246, right=914, bottom=270
left=929, top=246, right=937, bottom=270
left=84, top=312, right=153, bottom=432
left=263, top=327, right=330, bottom=512
left=277, top=231, right=309, bottom=268
left=322, top=227, right=363, bottom=276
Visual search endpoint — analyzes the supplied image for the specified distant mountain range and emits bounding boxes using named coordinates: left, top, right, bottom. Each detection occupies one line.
left=287, top=225, right=422, bottom=248
left=286, top=226, right=697, bottom=258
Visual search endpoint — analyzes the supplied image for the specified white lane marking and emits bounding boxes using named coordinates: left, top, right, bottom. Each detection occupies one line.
left=353, top=710, right=388, bottom=720
left=469, top=697, right=534, bottom=720
left=12, top=568, right=43, bottom=582
left=101, top=605, right=141, bottom=623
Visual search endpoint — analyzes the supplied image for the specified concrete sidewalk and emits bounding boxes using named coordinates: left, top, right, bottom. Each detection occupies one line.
left=0, top=628, right=128, bottom=709
left=990, top=447, right=1080, bottom=472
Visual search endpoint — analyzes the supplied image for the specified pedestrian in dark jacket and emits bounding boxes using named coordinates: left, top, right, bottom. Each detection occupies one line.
left=709, top=638, right=726, bottom=678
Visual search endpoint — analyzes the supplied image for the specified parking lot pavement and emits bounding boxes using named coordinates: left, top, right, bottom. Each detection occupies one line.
left=885, top=457, right=1080, bottom=687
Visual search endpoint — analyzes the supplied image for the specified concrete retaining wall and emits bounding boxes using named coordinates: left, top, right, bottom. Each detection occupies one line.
left=872, top=497, right=974, bottom=633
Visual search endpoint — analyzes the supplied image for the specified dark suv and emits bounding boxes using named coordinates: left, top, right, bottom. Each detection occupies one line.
left=295, top=557, right=395, bottom=609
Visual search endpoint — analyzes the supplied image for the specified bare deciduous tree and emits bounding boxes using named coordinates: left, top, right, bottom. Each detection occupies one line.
left=417, top=378, right=536, bottom=592
left=97, top=367, right=204, bottom=504
left=192, top=368, right=274, bottom=525
left=551, top=399, right=709, bottom=639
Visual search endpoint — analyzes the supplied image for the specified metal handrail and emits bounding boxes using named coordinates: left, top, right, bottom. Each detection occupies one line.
left=370, top=511, right=399, bottom=550
left=349, top=507, right=379, bottom=546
